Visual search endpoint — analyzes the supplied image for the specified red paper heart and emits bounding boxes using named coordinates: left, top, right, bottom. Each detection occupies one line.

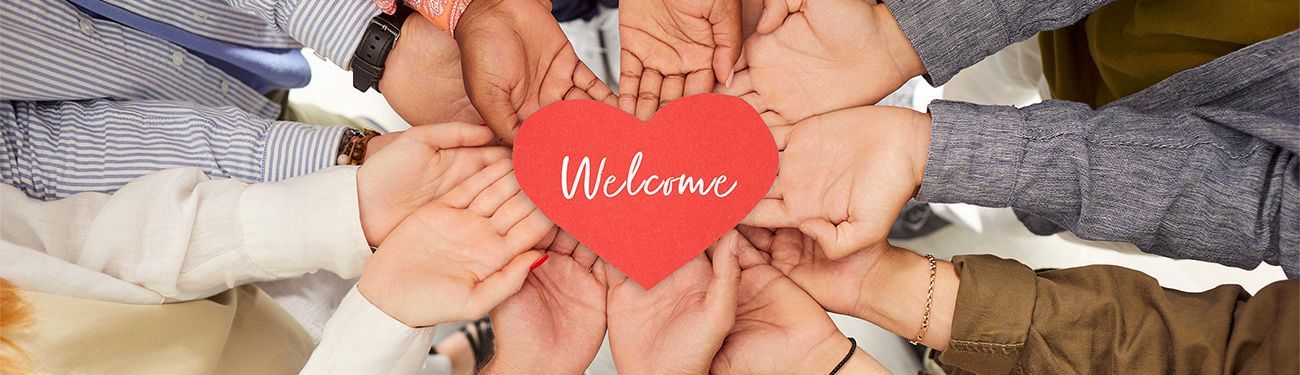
left=513, top=94, right=778, bottom=289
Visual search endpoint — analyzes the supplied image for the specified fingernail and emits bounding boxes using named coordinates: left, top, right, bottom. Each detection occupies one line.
left=725, top=68, right=735, bottom=88
left=529, top=254, right=550, bottom=271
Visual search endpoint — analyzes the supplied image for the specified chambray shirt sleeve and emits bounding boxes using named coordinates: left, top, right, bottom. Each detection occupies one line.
left=0, top=99, right=347, bottom=200
left=222, top=0, right=381, bottom=68
left=916, top=99, right=1299, bottom=277
left=882, top=0, right=1117, bottom=85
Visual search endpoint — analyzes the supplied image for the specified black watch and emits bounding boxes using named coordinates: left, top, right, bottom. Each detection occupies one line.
left=352, top=6, right=414, bottom=93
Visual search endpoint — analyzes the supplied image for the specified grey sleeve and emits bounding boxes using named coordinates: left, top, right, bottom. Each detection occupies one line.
left=915, top=100, right=1299, bottom=277
left=882, top=0, right=1116, bottom=85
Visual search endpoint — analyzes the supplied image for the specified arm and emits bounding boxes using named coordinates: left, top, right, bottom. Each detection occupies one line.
left=917, top=99, right=1299, bottom=276
left=883, top=0, right=1118, bottom=84
left=219, top=0, right=380, bottom=68
left=0, top=99, right=347, bottom=200
left=0, top=167, right=370, bottom=303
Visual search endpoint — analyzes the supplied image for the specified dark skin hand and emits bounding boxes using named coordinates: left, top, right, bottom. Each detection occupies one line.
left=618, top=0, right=742, bottom=119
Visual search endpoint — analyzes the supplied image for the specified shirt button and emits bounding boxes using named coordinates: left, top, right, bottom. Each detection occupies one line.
left=170, top=52, right=185, bottom=67
left=78, top=18, right=95, bottom=36
left=221, top=81, right=231, bottom=93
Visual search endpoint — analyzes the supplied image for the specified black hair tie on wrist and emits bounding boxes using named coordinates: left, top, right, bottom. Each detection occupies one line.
left=829, top=337, right=857, bottom=375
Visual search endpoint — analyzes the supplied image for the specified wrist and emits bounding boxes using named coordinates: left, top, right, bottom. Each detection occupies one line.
left=872, top=4, right=925, bottom=78
left=854, top=247, right=957, bottom=350
left=909, top=111, right=933, bottom=195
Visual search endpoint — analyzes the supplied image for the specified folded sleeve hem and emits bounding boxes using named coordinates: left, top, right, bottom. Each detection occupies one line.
left=240, top=166, right=370, bottom=279
left=939, top=255, right=1038, bottom=374
left=916, top=100, right=1028, bottom=208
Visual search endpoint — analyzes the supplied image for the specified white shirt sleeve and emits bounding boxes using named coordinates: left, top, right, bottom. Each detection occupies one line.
left=302, top=286, right=437, bottom=374
left=0, top=166, right=371, bottom=304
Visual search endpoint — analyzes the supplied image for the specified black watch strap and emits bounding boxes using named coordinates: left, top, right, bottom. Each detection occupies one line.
left=352, top=6, right=413, bottom=92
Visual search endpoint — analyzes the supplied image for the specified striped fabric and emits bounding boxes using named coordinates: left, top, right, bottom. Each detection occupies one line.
left=0, top=0, right=378, bottom=200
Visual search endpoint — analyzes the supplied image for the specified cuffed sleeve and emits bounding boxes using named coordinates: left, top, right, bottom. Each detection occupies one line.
left=241, top=166, right=370, bottom=279
left=224, top=0, right=381, bottom=68
left=940, top=255, right=1299, bottom=374
left=882, top=0, right=1115, bottom=85
left=263, top=122, right=350, bottom=182
left=302, top=286, right=437, bottom=374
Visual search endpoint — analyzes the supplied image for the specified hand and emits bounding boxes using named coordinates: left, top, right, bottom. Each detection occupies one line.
left=456, top=0, right=616, bottom=143
left=618, top=0, right=741, bottom=119
left=357, top=123, right=510, bottom=246
left=604, top=231, right=743, bottom=375
left=380, top=13, right=483, bottom=125
left=711, top=231, right=889, bottom=375
left=749, top=227, right=958, bottom=350
left=718, top=0, right=923, bottom=124
left=357, top=159, right=556, bottom=327
left=743, top=106, right=932, bottom=259
left=482, top=237, right=606, bottom=374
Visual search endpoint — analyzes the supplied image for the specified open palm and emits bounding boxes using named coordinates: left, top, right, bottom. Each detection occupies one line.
left=619, top=0, right=741, bottom=119
left=456, top=0, right=616, bottom=143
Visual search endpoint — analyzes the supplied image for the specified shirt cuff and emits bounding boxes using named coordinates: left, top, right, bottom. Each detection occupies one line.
left=882, top=0, right=1010, bottom=85
left=263, top=122, right=348, bottom=182
left=938, top=255, right=1037, bottom=375
left=301, top=286, right=437, bottom=374
left=240, top=166, right=371, bottom=279
left=915, top=100, right=1029, bottom=208
left=286, top=0, right=382, bottom=68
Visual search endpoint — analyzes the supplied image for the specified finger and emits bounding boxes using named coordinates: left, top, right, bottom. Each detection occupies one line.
left=684, top=69, right=714, bottom=97
left=704, top=231, right=742, bottom=319
left=467, top=171, right=520, bottom=218
left=769, top=125, right=792, bottom=150
left=575, top=62, right=617, bottom=105
left=764, top=178, right=782, bottom=199
left=767, top=227, right=806, bottom=272
left=635, top=69, right=664, bottom=120
left=573, top=243, right=599, bottom=271
left=734, top=235, right=771, bottom=270
left=760, top=111, right=791, bottom=126
left=659, top=74, right=686, bottom=108
left=737, top=92, right=770, bottom=113
left=464, top=69, right=522, bottom=144
left=548, top=230, right=581, bottom=255
left=565, top=86, right=594, bottom=101
left=708, top=0, right=743, bottom=85
left=741, top=198, right=798, bottom=227
left=598, top=260, right=630, bottom=292
left=798, top=219, right=874, bottom=260
left=402, top=122, right=497, bottom=149
left=505, top=209, right=556, bottom=252
left=714, top=69, right=752, bottom=97
left=490, top=192, right=536, bottom=235
left=540, top=47, right=584, bottom=107
left=756, top=0, right=804, bottom=34
left=443, top=159, right=514, bottom=209
left=618, top=50, right=643, bottom=114
left=736, top=224, right=775, bottom=251
left=466, top=250, right=547, bottom=317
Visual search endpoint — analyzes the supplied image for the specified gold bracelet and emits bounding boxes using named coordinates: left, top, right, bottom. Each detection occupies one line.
left=909, top=254, right=937, bottom=345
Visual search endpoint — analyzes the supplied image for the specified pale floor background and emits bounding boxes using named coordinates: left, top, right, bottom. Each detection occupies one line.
left=293, top=25, right=1289, bottom=374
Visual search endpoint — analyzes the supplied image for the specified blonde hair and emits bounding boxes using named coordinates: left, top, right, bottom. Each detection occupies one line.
left=0, top=278, right=32, bottom=374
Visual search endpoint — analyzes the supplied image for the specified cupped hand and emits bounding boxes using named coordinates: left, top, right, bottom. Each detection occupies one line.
left=482, top=236, right=607, bottom=374
left=380, top=13, right=483, bottom=125
left=456, top=0, right=616, bottom=143
left=356, top=123, right=510, bottom=246
left=603, top=231, right=743, bottom=375
left=711, top=231, right=888, bottom=374
left=743, top=106, right=931, bottom=259
left=619, top=0, right=741, bottom=119
left=717, top=0, right=923, bottom=124
left=357, top=159, right=556, bottom=327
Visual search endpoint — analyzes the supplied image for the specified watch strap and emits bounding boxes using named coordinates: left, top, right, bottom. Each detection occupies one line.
left=352, top=6, right=413, bottom=92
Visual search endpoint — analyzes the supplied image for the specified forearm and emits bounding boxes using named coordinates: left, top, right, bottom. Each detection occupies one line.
left=0, top=167, right=370, bottom=303
left=0, top=100, right=346, bottom=200
left=853, top=248, right=959, bottom=351
left=938, top=254, right=1299, bottom=374
left=916, top=99, right=1299, bottom=276
left=220, top=0, right=379, bottom=68
left=882, top=0, right=1116, bottom=84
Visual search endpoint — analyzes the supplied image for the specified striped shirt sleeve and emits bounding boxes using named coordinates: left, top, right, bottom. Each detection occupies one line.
left=223, top=0, right=381, bottom=68
left=1, top=99, right=345, bottom=200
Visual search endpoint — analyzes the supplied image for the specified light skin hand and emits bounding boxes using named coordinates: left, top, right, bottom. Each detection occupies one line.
left=356, top=123, right=511, bottom=246
left=456, top=0, right=616, bottom=143
left=380, top=13, right=483, bottom=125
left=711, top=231, right=890, bottom=374
left=481, top=237, right=606, bottom=375
left=717, top=0, right=924, bottom=123
left=743, top=227, right=959, bottom=351
left=618, top=0, right=742, bottom=119
left=603, top=231, right=743, bottom=375
left=742, top=106, right=932, bottom=259
left=357, top=159, right=557, bottom=327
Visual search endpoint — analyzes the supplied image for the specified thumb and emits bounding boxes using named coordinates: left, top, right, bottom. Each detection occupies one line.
left=755, top=0, right=804, bottom=34
left=704, top=231, right=742, bottom=319
left=465, top=250, right=546, bottom=318
left=709, top=0, right=743, bottom=85
left=403, top=122, right=496, bottom=149
left=798, top=219, right=872, bottom=260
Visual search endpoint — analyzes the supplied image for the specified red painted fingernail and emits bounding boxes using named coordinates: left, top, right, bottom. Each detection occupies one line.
left=529, top=254, right=550, bottom=272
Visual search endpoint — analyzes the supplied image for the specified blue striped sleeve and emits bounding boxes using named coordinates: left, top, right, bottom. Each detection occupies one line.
left=224, top=0, right=380, bottom=68
left=0, top=99, right=346, bottom=200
